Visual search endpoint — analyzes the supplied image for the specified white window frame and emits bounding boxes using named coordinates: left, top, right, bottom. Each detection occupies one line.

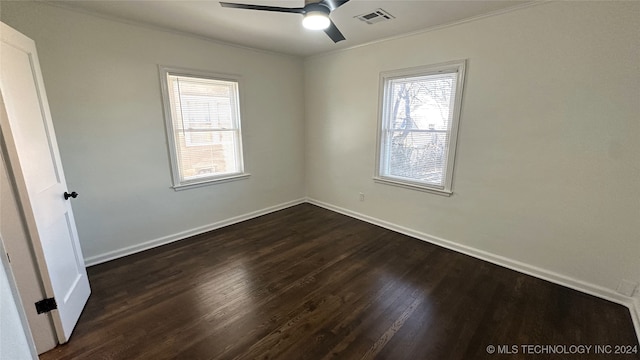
left=374, top=60, right=466, bottom=196
left=159, top=66, right=249, bottom=190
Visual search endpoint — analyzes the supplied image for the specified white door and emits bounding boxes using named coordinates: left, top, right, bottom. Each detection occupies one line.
left=0, top=22, right=90, bottom=343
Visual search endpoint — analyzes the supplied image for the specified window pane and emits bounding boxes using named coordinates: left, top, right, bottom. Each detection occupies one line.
left=176, top=130, right=240, bottom=181
left=378, top=61, right=465, bottom=193
left=387, top=73, right=456, bottom=132
left=162, top=70, right=245, bottom=186
left=385, top=74, right=456, bottom=188
left=388, top=130, right=448, bottom=186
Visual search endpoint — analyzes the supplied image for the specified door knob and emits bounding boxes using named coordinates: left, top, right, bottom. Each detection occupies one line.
left=64, top=191, right=78, bottom=200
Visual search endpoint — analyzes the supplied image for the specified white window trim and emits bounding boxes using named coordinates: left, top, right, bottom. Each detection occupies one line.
left=374, top=60, right=467, bottom=196
left=159, top=66, right=250, bottom=190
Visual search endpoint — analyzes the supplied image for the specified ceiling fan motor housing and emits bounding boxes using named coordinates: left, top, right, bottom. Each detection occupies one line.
left=303, top=2, right=330, bottom=15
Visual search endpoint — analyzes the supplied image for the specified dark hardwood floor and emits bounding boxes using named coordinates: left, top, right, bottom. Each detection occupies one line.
left=41, top=204, right=639, bottom=360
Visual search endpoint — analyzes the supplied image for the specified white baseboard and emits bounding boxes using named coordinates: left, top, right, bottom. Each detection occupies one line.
left=306, top=197, right=640, bottom=341
left=83, top=198, right=306, bottom=267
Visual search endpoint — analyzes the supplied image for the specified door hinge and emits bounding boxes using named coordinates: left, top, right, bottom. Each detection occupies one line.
left=5, top=253, right=9, bottom=263
left=35, top=297, right=57, bottom=314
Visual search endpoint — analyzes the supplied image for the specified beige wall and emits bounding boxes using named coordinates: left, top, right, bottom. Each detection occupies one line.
left=1, top=2, right=306, bottom=263
left=304, top=1, right=639, bottom=295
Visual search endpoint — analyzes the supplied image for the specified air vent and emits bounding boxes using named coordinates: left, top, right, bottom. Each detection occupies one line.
left=355, top=8, right=395, bottom=25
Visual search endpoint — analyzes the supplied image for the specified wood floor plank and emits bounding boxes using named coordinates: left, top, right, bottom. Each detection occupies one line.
left=40, top=204, right=639, bottom=360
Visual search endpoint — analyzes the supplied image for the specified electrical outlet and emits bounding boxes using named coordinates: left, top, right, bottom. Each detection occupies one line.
left=359, top=192, right=365, bottom=201
left=616, top=279, right=638, bottom=297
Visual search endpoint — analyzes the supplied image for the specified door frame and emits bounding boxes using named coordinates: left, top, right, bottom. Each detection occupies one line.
left=0, top=234, right=39, bottom=359
left=0, top=101, right=58, bottom=353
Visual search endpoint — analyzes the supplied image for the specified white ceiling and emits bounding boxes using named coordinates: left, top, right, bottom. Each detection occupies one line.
left=52, top=0, right=532, bottom=57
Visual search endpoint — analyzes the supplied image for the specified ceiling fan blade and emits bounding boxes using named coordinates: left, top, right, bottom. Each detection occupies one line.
left=220, top=2, right=305, bottom=14
left=324, top=20, right=345, bottom=43
left=320, top=0, right=350, bottom=11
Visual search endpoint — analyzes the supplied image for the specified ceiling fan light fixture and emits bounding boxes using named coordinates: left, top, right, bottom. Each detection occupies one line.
left=221, top=0, right=348, bottom=42
left=302, top=10, right=330, bottom=30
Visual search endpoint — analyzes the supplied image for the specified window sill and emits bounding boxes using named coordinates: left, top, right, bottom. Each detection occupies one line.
left=373, top=177, right=452, bottom=197
left=172, top=173, right=250, bottom=191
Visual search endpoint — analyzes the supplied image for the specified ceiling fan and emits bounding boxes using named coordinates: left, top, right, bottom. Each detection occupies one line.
left=220, top=0, right=350, bottom=43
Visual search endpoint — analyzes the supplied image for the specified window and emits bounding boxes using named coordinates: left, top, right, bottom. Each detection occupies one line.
left=375, top=60, right=466, bottom=195
left=159, top=67, right=248, bottom=189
